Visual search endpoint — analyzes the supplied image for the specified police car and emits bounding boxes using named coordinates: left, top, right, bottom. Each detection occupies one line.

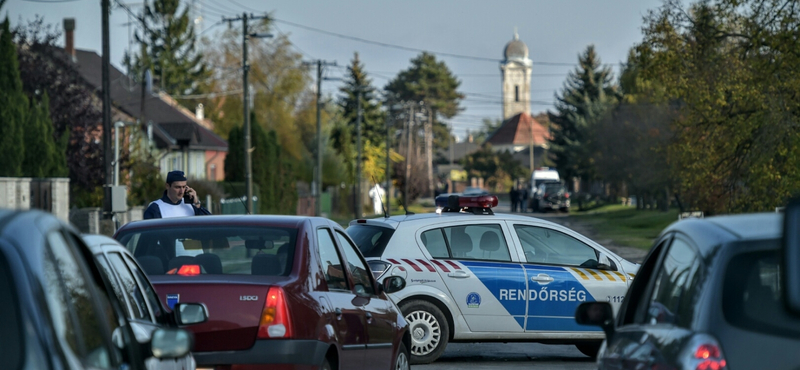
left=346, top=194, right=639, bottom=364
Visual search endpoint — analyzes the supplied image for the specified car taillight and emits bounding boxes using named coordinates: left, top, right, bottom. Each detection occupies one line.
left=368, top=260, right=391, bottom=280
left=257, top=286, right=292, bottom=339
left=680, top=334, right=727, bottom=370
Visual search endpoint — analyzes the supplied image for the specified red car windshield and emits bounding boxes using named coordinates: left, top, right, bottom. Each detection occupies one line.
left=115, top=226, right=298, bottom=276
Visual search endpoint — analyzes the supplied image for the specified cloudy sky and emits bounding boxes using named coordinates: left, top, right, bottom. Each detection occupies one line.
left=6, top=0, right=664, bottom=139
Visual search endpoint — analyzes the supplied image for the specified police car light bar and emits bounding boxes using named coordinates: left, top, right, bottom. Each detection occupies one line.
left=441, top=195, right=498, bottom=215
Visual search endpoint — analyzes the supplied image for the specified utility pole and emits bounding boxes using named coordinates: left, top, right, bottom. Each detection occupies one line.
left=223, top=13, right=271, bottom=214
left=305, top=59, right=336, bottom=216
left=404, top=104, right=414, bottom=210
left=385, top=107, right=392, bottom=215
left=102, top=0, right=112, bottom=217
left=355, top=88, right=363, bottom=219
left=425, top=105, right=434, bottom=199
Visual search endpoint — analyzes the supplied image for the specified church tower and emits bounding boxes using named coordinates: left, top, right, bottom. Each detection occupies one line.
left=500, top=29, right=532, bottom=120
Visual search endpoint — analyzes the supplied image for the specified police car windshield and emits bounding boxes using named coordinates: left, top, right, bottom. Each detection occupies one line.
left=345, top=225, right=395, bottom=258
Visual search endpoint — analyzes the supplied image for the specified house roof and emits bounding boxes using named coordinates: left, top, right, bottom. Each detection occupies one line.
left=484, top=113, right=549, bottom=147
left=72, top=49, right=227, bottom=152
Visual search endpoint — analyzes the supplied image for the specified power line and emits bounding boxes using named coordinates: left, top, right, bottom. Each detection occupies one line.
left=225, top=0, right=263, bottom=13
left=273, top=17, right=594, bottom=67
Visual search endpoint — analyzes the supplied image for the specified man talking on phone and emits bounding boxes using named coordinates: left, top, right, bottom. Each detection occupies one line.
left=143, top=170, right=211, bottom=219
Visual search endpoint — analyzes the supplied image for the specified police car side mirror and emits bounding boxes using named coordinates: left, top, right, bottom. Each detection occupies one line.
left=783, top=199, right=800, bottom=315
left=575, top=302, right=615, bottom=340
left=382, top=276, right=406, bottom=294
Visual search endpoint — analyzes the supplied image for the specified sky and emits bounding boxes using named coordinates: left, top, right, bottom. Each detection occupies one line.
left=5, top=0, right=664, bottom=139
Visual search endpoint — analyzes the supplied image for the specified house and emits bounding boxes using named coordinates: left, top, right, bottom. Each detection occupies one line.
left=484, top=112, right=550, bottom=170
left=63, top=19, right=227, bottom=182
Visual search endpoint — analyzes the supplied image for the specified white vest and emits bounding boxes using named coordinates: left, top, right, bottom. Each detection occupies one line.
left=151, top=199, right=195, bottom=218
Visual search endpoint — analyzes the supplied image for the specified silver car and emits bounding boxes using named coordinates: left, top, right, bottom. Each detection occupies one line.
left=83, top=234, right=209, bottom=370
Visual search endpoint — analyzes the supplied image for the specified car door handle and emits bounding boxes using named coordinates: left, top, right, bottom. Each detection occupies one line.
left=334, top=308, right=342, bottom=319
left=365, top=311, right=373, bottom=323
left=448, top=270, right=470, bottom=279
left=531, top=274, right=554, bottom=283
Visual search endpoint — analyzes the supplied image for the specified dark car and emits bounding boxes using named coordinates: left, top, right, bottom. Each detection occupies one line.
left=114, top=215, right=410, bottom=370
left=531, top=182, right=570, bottom=212
left=83, top=234, right=209, bottom=370
left=576, top=212, right=800, bottom=369
left=0, top=209, right=192, bottom=370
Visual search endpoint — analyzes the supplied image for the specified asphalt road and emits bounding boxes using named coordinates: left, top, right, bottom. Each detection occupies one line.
left=412, top=342, right=597, bottom=370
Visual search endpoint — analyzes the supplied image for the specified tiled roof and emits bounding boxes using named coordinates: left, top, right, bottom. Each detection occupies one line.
left=72, top=49, right=227, bottom=152
left=485, top=113, right=550, bottom=146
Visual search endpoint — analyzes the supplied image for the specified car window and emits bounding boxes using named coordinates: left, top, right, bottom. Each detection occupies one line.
left=644, top=237, right=701, bottom=328
left=123, top=254, right=164, bottom=322
left=107, top=252, right=152, bottom=322
left=0, top=250, right=23, bottom=370
left=514, top=225, right=597, bottom=267
left=421, top=229, right=450, bottom=258
left=95, top=254, right=135, bottom=319
left=723, top=248, right=800, bottom=338
left=45, top=231, right=116, bottom=369
left=317, top=228, right=349, bottom=291
left=444, top=224, right=511, bottom=262
left=346, top=224, right=395, bottom=258
left=116, top=226, right=297, bottom=276
left=335, top=231, right=376, bottom=296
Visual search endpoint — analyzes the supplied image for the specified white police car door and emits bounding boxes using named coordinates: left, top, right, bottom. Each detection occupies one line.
left=510, top=223, right=629, bottom=332
left=422, top=223, right=526, bottom=333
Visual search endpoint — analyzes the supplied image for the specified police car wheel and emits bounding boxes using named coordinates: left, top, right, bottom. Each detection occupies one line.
left=576, top=343, right=601, bottom=359
left=400, top=300, right=449, bottom=364
left=395, top=342, right=410, bottom=370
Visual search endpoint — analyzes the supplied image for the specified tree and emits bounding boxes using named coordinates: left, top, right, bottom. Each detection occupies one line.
left=127, top=0, right=209, bottom=104
left=471, top=118, right=503, bottom=144
left=13, top=16, right=104, bottom=203
left=0, top=16, right=26, bottom=176
left=22, top=92, right=56, bottom=177
left=548, top=45, right=618, bottom=188
left=332, top=53, right=387, bottom=185
left=202, top=22, right=318, bottom=185
left=462, top=144, right=525, bottom=190
left=631, top=0, right=800, bottom=213
left=385, top=52, right=464, bottom=151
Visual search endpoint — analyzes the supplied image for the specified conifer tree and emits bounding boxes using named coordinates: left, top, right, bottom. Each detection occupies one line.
left=548, top=45, right=618, bottom=186
left=127, top=0, right=209, bottom=103
left=332, top=53, right=386, bottom=183
left=22, top=94, right=52, bottom=177
left=0, top=16, right=26, bottom=176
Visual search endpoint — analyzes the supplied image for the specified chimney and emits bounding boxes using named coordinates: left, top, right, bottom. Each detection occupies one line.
left=195, top=103, right=204, bottom=120
left=63, top=18, right=76, bottom=62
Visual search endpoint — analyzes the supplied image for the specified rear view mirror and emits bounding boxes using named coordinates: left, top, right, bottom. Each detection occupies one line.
left=575, top=302, right=615, bottom=340
left=174, top=302, right=209, bottom=325
left=150, top=328, right=192, bottom=359
left=783, top=199, right=800, bottom=315
left=382, top=276, right=406, bottom=294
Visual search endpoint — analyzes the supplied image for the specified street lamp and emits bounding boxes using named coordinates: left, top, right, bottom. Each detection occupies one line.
left=241, top=14, right=272, bottom=214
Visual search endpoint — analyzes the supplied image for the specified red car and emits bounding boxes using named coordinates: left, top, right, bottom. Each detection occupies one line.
left=114, top=215, right=410, bottom=370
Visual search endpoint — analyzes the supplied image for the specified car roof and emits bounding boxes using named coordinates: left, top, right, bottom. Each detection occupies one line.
left=116, top=214, right=334, bottom=233
left=82, top=234, right=128, bottom=254
left=662, top=212, right=782, bottom=256
left=351, top=211, right=567, bottom=230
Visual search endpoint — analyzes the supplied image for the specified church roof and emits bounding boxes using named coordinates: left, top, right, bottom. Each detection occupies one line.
left=503, top=31, right=529, bottom=60
left=485, top=113, right=549, bottom=146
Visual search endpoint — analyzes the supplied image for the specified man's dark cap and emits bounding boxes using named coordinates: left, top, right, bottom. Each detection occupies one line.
left=166, top=171, right=187, bottom=183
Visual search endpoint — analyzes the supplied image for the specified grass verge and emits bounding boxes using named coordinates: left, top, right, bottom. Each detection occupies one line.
left=571, top=205, right=679, bottom=250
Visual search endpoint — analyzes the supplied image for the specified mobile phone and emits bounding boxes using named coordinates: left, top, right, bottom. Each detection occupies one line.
left=184, top=193, right=193, bottom=204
